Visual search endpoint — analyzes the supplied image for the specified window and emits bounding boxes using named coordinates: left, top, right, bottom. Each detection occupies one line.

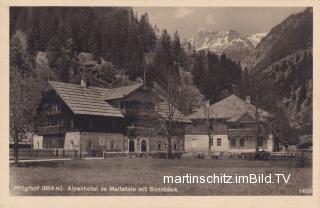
left=174, top=143, right=178, bottom=150
left=209, top=138, right=213, bottom=146
left=51, top=104, right=58, bottom=112
left=240, top=138, right=245, bottom=147
left=158, top=142, right=162, bottom=151
left=217, top=138, right=222, bottom=146
left=111, top=140, right=117, bottom=150
left=230, top=138, right=236, bottom=146
left=258, top=138, right=263, bottom=147
left=99, top=138, right=105, bottom=146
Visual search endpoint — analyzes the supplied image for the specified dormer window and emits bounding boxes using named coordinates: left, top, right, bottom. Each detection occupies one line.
left=51, top=104, right=59, bottom=112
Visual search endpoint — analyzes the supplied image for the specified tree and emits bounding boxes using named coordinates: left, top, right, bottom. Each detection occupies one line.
left=137, top=13, right=156, bottom=52
left=191, top=50, right=242, bottom=104
left=172, top=31, right=188, bottom=68
left=151, top=63, right=185, bottom=159
left=10, top=32, right=33, bottom=73
left=10, top=71, right=41, bottom=165
left=10, top=7, right=157, bottom=81
left=271, top=105, right=299, bottom=150
left=242, top=75, right=277, bottom=155
left=10, top=32, right=43, bottom=165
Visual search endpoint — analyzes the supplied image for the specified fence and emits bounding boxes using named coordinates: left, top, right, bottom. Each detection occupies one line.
left=189, top=149, right=312, bottom=164
left=9, top=149, right=78, bottom=160
left=102, top=151, right=183, bottom=159
left=9, top=148, right=312, bottom=167
left=270, top=151, right=296, bottom=159
left=10, top=149, right=184, bottom=160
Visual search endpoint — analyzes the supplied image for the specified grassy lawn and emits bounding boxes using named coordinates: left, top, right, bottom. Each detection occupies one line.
left=10, top=158, right=312, bottom=196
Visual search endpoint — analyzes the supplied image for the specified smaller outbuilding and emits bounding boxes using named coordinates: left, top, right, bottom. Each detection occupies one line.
left=185, top=94, right=274, bottom=156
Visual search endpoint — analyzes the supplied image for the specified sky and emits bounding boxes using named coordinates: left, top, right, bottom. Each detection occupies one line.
left=133, top=7, right=306, bottom=40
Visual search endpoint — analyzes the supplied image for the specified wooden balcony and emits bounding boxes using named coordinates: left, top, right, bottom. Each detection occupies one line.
left=227, top=128, right=257, bottom=137
left=45, top=110, right=62, bottom=116
left=127, top=126, right=157, bottom=137
left=185, top=125, right=227, bottom=135
left=121, top=107, right=150, bottom=117
left=36, top=125, right=66, bottom=136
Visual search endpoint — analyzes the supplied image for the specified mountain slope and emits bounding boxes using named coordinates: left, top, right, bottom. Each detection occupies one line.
left=246, top=33, right=267, bottom=47
left=252, top=8, right=312, bottom=73
left=251, top=8, right=313, bottom=133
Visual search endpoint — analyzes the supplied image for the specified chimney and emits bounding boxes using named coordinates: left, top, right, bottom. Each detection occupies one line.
left=81, top=79, right=87, bottom=88
left=81, top=73, right=87, bottom=88
left=245, top=96, right=251, bottom=104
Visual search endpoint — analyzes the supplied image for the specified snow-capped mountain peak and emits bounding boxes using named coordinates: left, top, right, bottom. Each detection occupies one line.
left=246, top=33, right=267, bottom=47
left=186, top=30, right=267, bottom=66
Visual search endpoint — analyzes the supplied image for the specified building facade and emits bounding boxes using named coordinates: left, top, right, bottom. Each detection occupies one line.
left=185, top=95, right=274, bottom=155
left=33, top=81, right=189, bottom=156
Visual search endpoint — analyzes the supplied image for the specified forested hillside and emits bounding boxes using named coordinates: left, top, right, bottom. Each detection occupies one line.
left=251, top=8, right=313, bottom=134
left=10, top=7, right=157, bottom=81
left=10, top=7, right=243, bottom=111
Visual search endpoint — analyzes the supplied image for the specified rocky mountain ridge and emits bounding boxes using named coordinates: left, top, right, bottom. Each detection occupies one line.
left=187, top=30, right=266, bottom=66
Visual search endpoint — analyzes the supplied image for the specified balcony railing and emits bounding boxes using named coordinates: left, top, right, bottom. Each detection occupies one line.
left=227, top=128, right=257, bottom=137
left=121, top=107, right=150, bottom=117
left=45, top=110, right=62, bottom=116
left=127, top=126, right=157, bottom=137
left=185, top=125, right=227, bottom=135
left=36, top=125, right=66, bottom=135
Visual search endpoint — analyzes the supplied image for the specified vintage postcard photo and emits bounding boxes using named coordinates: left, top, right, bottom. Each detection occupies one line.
left=1, top=0, right=319, bottom=207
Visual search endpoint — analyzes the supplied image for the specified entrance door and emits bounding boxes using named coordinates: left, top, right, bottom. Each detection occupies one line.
left=129, top=140, right=135, bottom=152
left=141, top=140, right=147, bottom=152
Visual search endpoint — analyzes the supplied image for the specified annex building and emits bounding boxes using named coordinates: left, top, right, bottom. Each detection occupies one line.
left=185, top=95, right=274, bottom=155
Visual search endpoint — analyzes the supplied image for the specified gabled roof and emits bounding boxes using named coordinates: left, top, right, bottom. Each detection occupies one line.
left=227, top=111, right=255, bottom=123
left=48, top=81, right=124, bottom=118
left=103, top=83, right=144, bottom=100
left=187, top=94, right=271, bottom=122
left=103, top=83, right=190, bottom=123
left=48, top=81, right=190, bottom=123
left=157, top=100, right=191, bottom=123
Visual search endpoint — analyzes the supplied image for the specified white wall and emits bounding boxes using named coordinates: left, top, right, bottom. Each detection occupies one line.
left=185, top=135, right=209, bottom=154
left=64, top=132, right=81, bottom=150
left=33, top=135, right=43, bottom=149
left=266, top=134, right=274, bottom=152
left=185, top=134, right=275, bottom=154
left=211, top=135, right=229, bottom=152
